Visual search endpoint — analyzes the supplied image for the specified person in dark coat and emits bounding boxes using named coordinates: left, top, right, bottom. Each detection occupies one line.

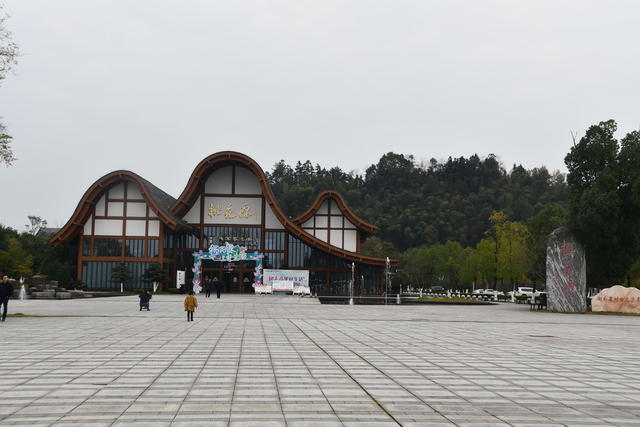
left=204, top=276, right=212, bottom=298
left=213, top=276, right=221, bottom=299
left=0, top=275, right=13, bottom=322
left=139, top=290, right=152, bottom=311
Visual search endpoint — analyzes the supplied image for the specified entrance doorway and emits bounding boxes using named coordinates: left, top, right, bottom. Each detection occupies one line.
left=224, top=271, right=240, bottom=293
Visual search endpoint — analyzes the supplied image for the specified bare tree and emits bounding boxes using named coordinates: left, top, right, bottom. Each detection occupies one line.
left=0, top=3, right=18, bottom=166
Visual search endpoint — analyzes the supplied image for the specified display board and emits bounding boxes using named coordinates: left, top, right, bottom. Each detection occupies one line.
left=262, top=269, right=310, bottom=294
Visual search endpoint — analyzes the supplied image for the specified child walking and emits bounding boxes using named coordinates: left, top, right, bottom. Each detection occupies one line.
left=184, top=290, right=198, bottom=322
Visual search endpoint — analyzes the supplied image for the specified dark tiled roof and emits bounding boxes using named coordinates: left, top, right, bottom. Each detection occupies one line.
left=36, top=227, right=61, bottom=238
left=137, top=176, right=190, bottom=229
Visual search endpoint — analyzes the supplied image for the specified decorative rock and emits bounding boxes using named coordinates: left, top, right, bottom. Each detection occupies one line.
left=546, top=226, right=587, bottom=312
left=34, top=291, right=56, bottom=299
left=592, top=285, right=640, bottom=314
left=55, top=292, right=71, bottom=299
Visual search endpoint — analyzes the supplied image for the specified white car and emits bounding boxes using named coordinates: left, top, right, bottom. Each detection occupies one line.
left=514, top=287, right=534, bottom=297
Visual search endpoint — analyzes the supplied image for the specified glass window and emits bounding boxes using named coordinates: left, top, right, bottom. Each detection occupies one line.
left=94, top=238, right=122, bottom=257
left=288, top=236, right=327, bottom=268
left=329, top=271, right=350, bottom=295
left=330, top=255, right=351, bottom=270
left=148, top=239, right=159, bottom=258
left=204, top=226, right=260, bottom=250
left=264, top=232, right=285, bottom=251
left=125, top=239, right=145, bottom=257
left=310, top=270, right=327, bottom=295
left=176, top=229, right=200, bottom=249
left=82, top=238, right=92, bottom=256
left=264, top=253, right=284, bottom=269
left=82, top=261, right=156, bottom=290
left=360, top=265, right=381, bottom=295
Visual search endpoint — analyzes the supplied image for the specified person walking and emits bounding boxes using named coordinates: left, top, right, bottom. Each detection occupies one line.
left=139, top=290, right=152, bottom=311
left=204, top=276, right=212, bottom=298
left=213, top=276, right=221, bottom=299
left=0, top=275, right=13, bottom=322
left=184, top=290, right=198, bottom=322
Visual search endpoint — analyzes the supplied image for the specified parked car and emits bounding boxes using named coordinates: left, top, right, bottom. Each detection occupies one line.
left=514, top=287, right=534, bottom=297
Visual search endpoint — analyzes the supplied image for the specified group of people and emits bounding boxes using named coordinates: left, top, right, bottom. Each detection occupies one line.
left=137, top=275, right=221, bottom=322
left=203, top=276, right=221, bottom=299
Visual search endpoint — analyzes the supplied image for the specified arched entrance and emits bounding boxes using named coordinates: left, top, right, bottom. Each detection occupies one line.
left=192, top=243, right=263, bottom=294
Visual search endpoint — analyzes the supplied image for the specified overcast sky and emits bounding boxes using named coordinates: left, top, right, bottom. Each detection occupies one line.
left=1, top=0, right=639, bottom=231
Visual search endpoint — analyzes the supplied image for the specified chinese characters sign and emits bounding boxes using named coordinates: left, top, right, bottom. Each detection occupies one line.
left=546, top=227, right=586, bottom=312
left=592, top=285, right=640, bottom=314
left=203, top=197, right=261, bottom=225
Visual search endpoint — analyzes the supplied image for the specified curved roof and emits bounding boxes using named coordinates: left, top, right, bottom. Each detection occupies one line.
left=49, top=170, right=191, bottom=246
left=292, top=190, right=378, bottom=235
left=173, top=151, right=395, bottom=266
left=52, top=152, right=398, bottom=267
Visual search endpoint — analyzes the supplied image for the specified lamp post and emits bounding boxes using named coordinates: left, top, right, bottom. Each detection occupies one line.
left=349, top=262, right=354, bottom=305
left=385, top=257, right=390, bottom=305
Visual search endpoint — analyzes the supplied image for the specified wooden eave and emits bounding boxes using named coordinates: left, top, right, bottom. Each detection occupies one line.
left=171, top=151, right=397, bottom=267
left=292, top=190, right=378, bottom=235
left=50, top=171, right=187, bottom=246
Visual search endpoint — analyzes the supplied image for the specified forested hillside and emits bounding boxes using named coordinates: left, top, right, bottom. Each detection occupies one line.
left=268, top=153, right=568, bottom=251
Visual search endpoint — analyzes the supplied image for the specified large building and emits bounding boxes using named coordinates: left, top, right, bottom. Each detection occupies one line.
left=51, top=152, right=397, bottom=295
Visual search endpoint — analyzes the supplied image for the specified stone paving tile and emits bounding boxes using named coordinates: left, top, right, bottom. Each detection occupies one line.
left=1, top=295, right=640, bottom=425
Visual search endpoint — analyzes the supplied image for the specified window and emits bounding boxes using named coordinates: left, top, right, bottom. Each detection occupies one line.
left=288, top=236, right=327, bottom=268
left=329, top=271, right=350, bottom=295
left=94, top=238, right=122, bottom=257
left=360, top=265, right=381, bottom=295
left=264, top=253, right=284, bottom=269
left=125, top=239, right=145, bottom=258
left=204, top=226, right=260, bottom=250
left=82, top=237, right=92, bottom=256
left=264, top=232, right=285, bottom=250
left=148, top=239, right=159, bottom=258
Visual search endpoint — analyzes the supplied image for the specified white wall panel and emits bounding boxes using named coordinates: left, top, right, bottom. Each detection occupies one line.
left=83, top=215, right=93, bottom=235
left=265, top=204, right=284, bottom=229
left=203, top=197, right=262, bottom=225
left=302, top=219, right=313, bottom=228
left=148, top=220, right=160, bottom=237
left=125, top=220, right=146, bottom=236
left=330, top=200, right=342, bottom=214
left=330, top=215, right=344, bottom=228
left=127, top=182, right=143, bottom=199
left=315, top=216, right=328, bottom=227
left=94, top=219, right=123, bottom=236
left=329, top=230, right=343, bottom=248
left=108, top=202, right=124, bottom=217
left=126, top=202, right=147, bottom=217
left=110, top=183, right=125, bottom=199
left=204, top=166, right=232, bottom=194
left=183, top=198, right=201, bottom=224
left=343, top=230, right=357, bottom=252
left=148, top=208, right=157, bottom=218
left=314, top=229, right=328, bottom=242
left=318, top=200, right=329, bottom=214
left=235, top=166, right=262, bottom=194
left=344, top=219, right=356, bottom=229
left=96, top=195, right=106, bottom=216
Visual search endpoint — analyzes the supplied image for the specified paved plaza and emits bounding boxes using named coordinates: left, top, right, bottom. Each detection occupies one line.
left=1, top=295, right=639, bottom=427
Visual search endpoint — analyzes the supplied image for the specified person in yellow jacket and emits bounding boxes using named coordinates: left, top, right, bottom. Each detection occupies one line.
left=184, top=290, right=198, bottom=322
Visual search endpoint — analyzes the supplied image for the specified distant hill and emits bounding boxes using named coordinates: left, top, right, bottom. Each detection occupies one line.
left=268, top=152, right=567, bottom=250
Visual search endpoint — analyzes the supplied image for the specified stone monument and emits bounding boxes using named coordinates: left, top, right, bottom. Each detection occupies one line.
left=546, top=227, right=586, bottom=312
left=592, top=285, right=640, bottom=314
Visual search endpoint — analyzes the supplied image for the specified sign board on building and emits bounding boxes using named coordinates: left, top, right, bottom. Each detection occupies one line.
left=263, top=269, right=309, bottom=294
left=176, top=270, right=185, bottom=288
